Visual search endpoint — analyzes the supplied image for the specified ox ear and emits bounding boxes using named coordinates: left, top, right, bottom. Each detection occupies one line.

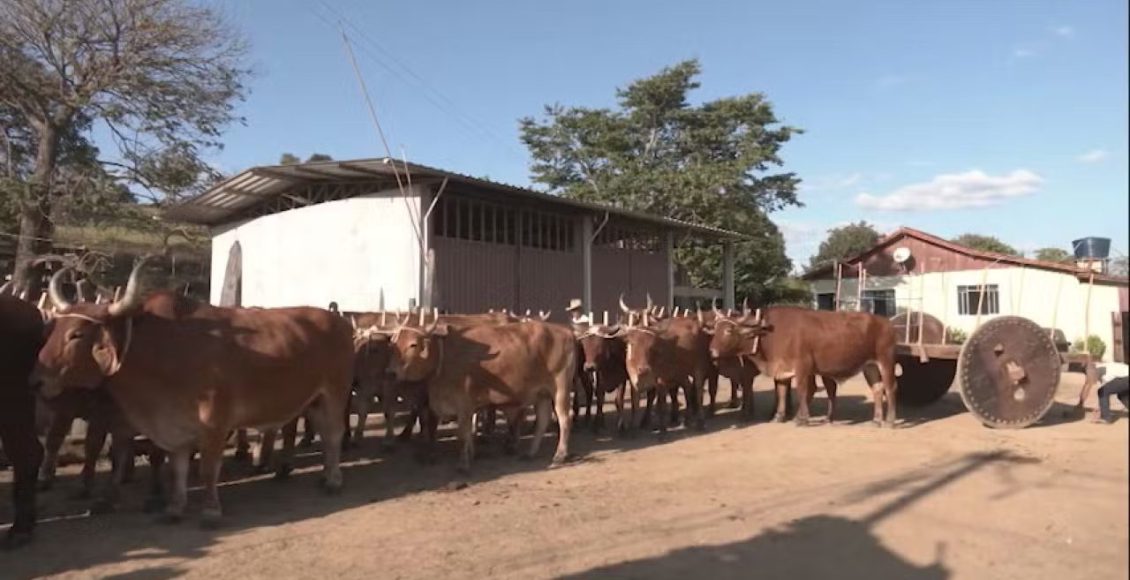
left=91, top=322, right=128, bottom=376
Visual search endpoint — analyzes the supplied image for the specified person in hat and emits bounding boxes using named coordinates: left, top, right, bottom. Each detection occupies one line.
left=565, top=298, right=589, bottom=325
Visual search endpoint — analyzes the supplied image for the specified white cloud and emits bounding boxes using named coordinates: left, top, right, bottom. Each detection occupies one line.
left=1051, top=26, right=1074, bottom=37
left=1013, top=47, right=1036, bottom=58
left=1077, top=149, right=1110, bottom=164
left=855, top=169, right=1044, bottom=211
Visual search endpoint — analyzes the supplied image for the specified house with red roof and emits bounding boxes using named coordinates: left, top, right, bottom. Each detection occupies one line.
left=803, top=227, right=1129, bottom=362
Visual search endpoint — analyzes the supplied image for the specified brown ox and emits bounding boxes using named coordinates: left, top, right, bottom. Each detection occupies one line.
left=708, top=306, right=898, bottom=426
left=350, top=310, right=520, bottom=450
left=574, top=324, right=630, bottom=433
left=383, top=318, right=575, bottom=472
left=0, top=294, right=45, bottom=547
left=615, top=303, right=712, bottom=439
left=36, top=260, right=355, bottom=526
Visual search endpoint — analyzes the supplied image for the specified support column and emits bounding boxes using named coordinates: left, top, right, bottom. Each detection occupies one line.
left=665, top=231, right=675, bottom=309
left=722, top=242, right=735, bottom=310
left=579, top=216, right=593, bottom=311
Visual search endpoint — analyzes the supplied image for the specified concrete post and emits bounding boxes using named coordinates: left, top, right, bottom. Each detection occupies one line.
left=579, top=216, right=594, bottom=310
left=722, top=242, right=735, bottom=310
left=665, top=231, right=675, bottom=309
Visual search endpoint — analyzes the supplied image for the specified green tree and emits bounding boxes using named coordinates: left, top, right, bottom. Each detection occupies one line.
left=520, top=59, right=802, bottom=302
left=279, top=153, right=301, bottom=165
left=951, top=234, right=1020, bottom=256
left=1034, top=247, right=1071, bottom=263
left=807, top=221, right=881, bottom=272
left=306, top=153, right=333, bottom=163
left=0, top=0, right=249, bottom=292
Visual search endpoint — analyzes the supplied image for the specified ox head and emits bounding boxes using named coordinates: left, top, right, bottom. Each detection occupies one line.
left=707, top=308, right=770, bottom=360
left=382, top=309, right=449, bottom=382
left=617, top=311, right=669, bottom=393
left=574, top=323, right=624, bottom=374
left=36, top=258, right=150, bottom=398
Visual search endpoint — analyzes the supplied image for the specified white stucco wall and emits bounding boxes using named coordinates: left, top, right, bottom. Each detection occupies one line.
left=810, top=267, right=1125, bottom=361
left=209, top=187, right=424, bottom=311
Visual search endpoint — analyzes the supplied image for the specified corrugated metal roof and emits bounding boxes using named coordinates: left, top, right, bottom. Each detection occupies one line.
left=166, top=158, right=746, bottom=240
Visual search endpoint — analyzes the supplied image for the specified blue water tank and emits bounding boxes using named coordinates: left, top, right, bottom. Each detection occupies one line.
left=1072, top=237, right=1111, bottom=260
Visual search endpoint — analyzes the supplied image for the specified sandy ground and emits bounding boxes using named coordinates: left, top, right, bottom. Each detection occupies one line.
left=1, top=372, right=1127, bottom=580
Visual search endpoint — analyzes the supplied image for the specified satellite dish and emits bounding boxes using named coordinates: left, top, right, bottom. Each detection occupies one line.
left=892, top=247, right=912, bottom=264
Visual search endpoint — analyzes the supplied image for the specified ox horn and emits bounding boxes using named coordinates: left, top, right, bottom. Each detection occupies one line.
left=418, top=308, right=425, bottom=326
left=742, top=298, right=750, bottom=316
left=619, top=293, right=631, bottom=314
left=712, top=301, right=722, bottom=317
left=108, top=256, right=151, bottom=317
left=381, top=311, right=387, bottom=327
left=0, top=280, right=13, bottom=295
left=48, top=268, right=75, bottom=311
left=539, top=310, right=551, bottom=321
left=646, top=292, right=654, bottom=310
left=350, top=315, right=358, bottom=330
left=603, top=311, right=609, bottom=326
left=696, top=307, right=704, bottom=324
left=37, top=292, right=48, bottom=311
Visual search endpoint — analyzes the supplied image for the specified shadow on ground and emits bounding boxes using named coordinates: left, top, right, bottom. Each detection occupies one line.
left=564, top=449, right=1037, bottom=580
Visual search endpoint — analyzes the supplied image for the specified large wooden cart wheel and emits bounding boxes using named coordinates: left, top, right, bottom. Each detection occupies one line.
left=896, top=356, right=956, bottom=407
left=958, top=316, right=1061, bottom=428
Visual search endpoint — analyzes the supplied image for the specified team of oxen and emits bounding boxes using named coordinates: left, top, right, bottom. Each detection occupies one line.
left=0, top=257, right=899, bottom=548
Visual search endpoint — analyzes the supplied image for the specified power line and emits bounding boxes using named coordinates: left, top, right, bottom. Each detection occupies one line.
left=305, top=1, right=528, bottom=163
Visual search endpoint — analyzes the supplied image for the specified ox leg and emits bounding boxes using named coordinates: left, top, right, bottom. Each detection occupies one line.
left=234, top=428, right=251, bottom=464
left=308, top=395, right=346, bottom=493
left=876, top=358, right=898, bottom=428
left=614, top=383, right=628, bottom=435
left=354, top=378, right=379, bottom=448
left=690, top=371, right=707, bottom=431
left=143, top=446, right=167, bottom=513
left=274, top=419, right=297, bottom=480
left=92, top=426, right=134, bottom=514
left=198, top=433, right=227, bottom=528
left=503, top=407, right=524, bottom=455
left=254, top=428, right=277, bottom=474
left=706, top=371, right=719, bottom=417
left=593, top=379, right=608, bottom=433
left=655, top=386, right=670, bottom=441
left=772, top=380, right=789, bottom=422
left=822, top=377, right=839, bottom=424
left=670, top=388, right=681, bottom=426
left=729, top=372, right=741, bottom=409
left=454, top=408, right=476, bottom=475
left=740, top=373, right=756, bottom=422
left=0, top=387, right=43, bottom=548
left=379, top=380, right=399, bottom=451
left=552, top=370, right=574, bottom=466
left=526, top=397, right=552, bottom=460
left=38, top=406, right=75, bottom=491
left=78, top=412, right=109, bottom=500
left=161, top=448, right=191, bottom=524
left=793, top=370, right=815, bottom=427
left=862, top=364, right=886, bottom=426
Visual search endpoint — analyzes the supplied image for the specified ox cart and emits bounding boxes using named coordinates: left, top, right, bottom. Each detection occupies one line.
left=889, top=311, right=1097, bottom=429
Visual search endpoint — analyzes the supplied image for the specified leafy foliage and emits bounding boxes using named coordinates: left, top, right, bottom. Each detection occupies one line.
left=0, top=0, right=249, bottom=289
left=1072, top=335, right=1107, bottom=359
left=807, top=221, right=882, bottom=272
left=1033, top=247, right=1071, bottom=263
left=519, top=59, right=803, bottom=303
left=951, top=234, right=1020, bottom=256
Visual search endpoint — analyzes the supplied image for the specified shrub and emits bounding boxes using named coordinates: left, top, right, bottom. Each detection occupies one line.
left=946, top=328, right=967, bottom=345
left=1071, top=335, right=1107, bottom=359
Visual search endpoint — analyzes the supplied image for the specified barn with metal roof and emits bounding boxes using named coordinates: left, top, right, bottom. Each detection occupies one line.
left=167, top=157, right=743, bottom=319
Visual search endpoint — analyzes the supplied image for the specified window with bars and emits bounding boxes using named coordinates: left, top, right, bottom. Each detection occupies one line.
left=861, top=289, right=897, bottom=317
left=957, top=284, right=999, bottom=315
left=815, top=293, right=836, bottom=311
left=431, top=195, right=575, bottom=251
left=593, top=224, right=660, bottom=252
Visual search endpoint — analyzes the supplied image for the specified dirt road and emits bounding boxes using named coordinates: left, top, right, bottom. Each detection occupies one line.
left=2, top=373, right=1127, bottom=579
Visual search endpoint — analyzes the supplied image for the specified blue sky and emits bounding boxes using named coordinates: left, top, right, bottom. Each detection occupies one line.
left=202, top=0, right=1128, bottom=268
